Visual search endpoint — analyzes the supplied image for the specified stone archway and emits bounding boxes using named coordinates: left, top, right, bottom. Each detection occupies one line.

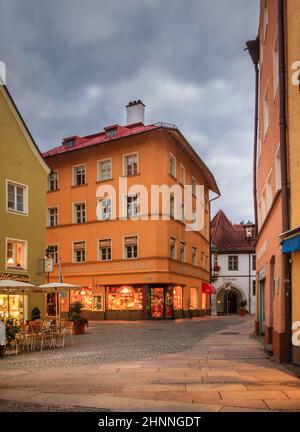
left=216, top=283, right=246, bottom=315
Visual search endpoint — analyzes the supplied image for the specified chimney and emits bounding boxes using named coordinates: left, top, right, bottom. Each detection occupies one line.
left=126, top=100, right=145, bottom=125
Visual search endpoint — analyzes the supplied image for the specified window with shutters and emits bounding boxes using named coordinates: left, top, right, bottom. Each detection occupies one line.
left=73, top=241, right=86, bottom=262
left=124, top=236, right=138, bottom=259
left=99, top=238, right=112, bottom=261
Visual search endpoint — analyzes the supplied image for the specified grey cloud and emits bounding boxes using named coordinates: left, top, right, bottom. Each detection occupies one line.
left=0, top=0, right=259, bottom=222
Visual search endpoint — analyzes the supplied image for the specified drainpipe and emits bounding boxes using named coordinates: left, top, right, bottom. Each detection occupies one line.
left=278, top=0, right=292, bottom=362
left=245, top=39, right=260, bottom=236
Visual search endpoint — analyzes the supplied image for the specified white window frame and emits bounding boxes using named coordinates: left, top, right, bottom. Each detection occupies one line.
left=169, top=236, right=176, bottom=260
left=273, top=29, right=279, bottom=98
left=6, top=179, right=28, bottom=215
left=5, top=237, right=28, bottom=271
left=125, top=194, right=139, bottom=218
left=47, top=206, right=59, bottom=227
left=191, top=177, right=196, bottom=196
left=228, top=255, right=239, bottom=271
left=47, top=244, right=59, bottom=265
left=275, top=144, right=281, bottom=192
left=192, top=246, right=197, bottom=266
left=48, top=170, right=59, bottom=191
left=98, top=238, right=112, bottom=262
left=72, top=240, right=86, bottom=263
left=266, top=170, right=273, bottom=212
left=179, top=241, right=186, bottom=263
left=263, top=84, right=270, bottom=139
left=98, top=197, right=112, bottom=221
left=179, top=163, right=185, bottom=184
left=73, top=201, right=86, bottom=224
left=123, top=152, right=139, bottom=176
left=98, top=158, right=112, bottom=181
left=73, top=163, right=86, bottom=186
left=123, top=235, right=139, bottom=260
left=169, top=152, right=176, bottom=178
left=263, top=0, right=269, bottom=43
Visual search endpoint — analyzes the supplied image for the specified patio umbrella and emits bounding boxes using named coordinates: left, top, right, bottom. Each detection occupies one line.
left=38, top=282, right=82, bottom=325
left=0, top=279, right=38, bottom=320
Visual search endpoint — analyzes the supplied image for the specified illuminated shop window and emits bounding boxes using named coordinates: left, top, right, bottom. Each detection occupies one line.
left=173, top=286, right=183, bottom=310
left=0, top=294, right=24, bottom=320
left=92, top=295, right=103, bottom=311
left=6, top=239, right=27, bottom=270
left=107, top=286, right=142, bottom=310
left=71, top=288, right=93, bottom=310
left=190, top=287, right=198, bottom=309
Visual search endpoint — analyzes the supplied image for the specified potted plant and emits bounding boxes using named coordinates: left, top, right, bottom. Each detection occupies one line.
left=239, top=300, right=247, bottom=316
left=68, top=301, right=88, bottom=335
left=31, top=307, right=41, bottom=320
left=1, top=317, right=20, bottom=354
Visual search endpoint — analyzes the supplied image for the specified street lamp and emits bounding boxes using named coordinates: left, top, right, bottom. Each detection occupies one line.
left=243, top=220, right=255, bottom=314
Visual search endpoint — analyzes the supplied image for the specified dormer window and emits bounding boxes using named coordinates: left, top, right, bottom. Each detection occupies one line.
left=65, top=139, right=75, bottom=148
left=105, top=128, right=117, bottom=139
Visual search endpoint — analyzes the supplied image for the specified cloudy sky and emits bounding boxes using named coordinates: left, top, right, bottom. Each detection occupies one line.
left=0, top=0, right=259, bottom=223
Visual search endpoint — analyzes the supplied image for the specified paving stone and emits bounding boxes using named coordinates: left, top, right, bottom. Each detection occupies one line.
left=220, top=390, right=288, bottom=400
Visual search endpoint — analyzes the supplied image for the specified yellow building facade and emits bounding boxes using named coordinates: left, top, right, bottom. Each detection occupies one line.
left=0, top=85, right=49, bottom=320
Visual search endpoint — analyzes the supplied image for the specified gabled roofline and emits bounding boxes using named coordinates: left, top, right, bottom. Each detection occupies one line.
left=1, top=85, right=50, bottom=174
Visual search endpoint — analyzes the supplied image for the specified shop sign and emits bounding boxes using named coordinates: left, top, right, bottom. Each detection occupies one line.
left=44, top=257, right=54, bottom=273
left=0, top=272, right=30, bottom=282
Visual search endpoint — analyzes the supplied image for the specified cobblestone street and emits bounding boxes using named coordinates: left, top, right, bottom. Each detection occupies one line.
left=1, top=315, right=300, bottom=412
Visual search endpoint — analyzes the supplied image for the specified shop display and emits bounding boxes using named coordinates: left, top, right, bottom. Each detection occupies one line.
left=0, top=294, right=24, bottom=320
left=150, top=288, right=164, bottom=318
left=173, top=286, right=183, bottom=310
left=107, top=286, right=142, bottom=310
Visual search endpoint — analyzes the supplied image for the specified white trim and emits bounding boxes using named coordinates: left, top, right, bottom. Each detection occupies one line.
left=122, top=234, right=139, bottom=260
left=272, top=28, right=279, bottom=99
left=72, top=201, right=86, bottom=224
left=72, top=240, right=86, bottom=263
left=6, top=179, right=28, bottom=216
left=179, top=163, right=185, bottom=184
left=97, top=237, right=112, bottom=262
left=169, top=236, right=177, bottom=260
left=48, top=169, right=59, bottom=191
left=5, top=237, right=28, bottom=271
left=72, top=163, right=87, bottom=186
left=97, top=158, right=113, bottom=181
left=191, top=245, right=198, bottom=266
left=0, top=86, right=50, bottom=174
left=169, top=152, right=176, bottom=178
left=97, top=196, right=112, bottom=221
left=122, top=151, right=139, bottom=176
left=263, top=82, right=270, bottom=140
left=179, top=240, right=186, bottom=263
left=46, top=243, right=59, bottom=264
left=47, top=205, right=59, bottom=227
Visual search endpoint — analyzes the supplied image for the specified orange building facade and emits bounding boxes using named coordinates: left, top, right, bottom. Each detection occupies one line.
left=247, top=0, right=298, bottom=362
left=44, top=102, right=219, bottom=320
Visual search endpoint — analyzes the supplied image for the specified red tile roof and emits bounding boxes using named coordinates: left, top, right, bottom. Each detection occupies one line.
left=211, top=210, right=255, bottom=253
left=42, top=121, right=220, bottom=195
left=42, top=122, right=158, bottom=157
